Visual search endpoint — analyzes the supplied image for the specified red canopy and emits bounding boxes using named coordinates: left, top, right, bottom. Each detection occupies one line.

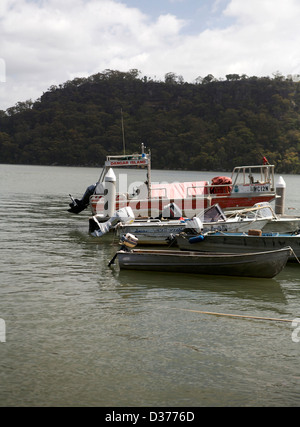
left=151, top=181, right=209, bottom=199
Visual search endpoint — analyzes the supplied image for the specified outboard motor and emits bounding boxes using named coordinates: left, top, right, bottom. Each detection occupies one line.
left=166, top=217, right=203, bottom=246
left=90, top=206, right=135, bottom=237
left=68, top=184, right=96, bottom=214
left=119, top=233, right=138, bottom=249
left=108, top=233, right=138, bottom=266
left=68, top=179, right=107, bottom=214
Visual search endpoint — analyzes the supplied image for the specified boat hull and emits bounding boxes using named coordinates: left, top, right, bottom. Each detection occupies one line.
left=176, top=232, right=300, bottom=261
left=262, top=218, right=300, bottom=233
left=115, top=218, right=269, bottom=245
left=117, top=248, right=292, bottom=278
left=116, top=222, right=186, bottom=245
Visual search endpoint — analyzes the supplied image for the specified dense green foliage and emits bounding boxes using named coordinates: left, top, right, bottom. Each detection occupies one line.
left=1, top=69, right=300, bottom=173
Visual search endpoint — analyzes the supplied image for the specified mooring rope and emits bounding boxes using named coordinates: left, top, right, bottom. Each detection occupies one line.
left=291, top=248, right=300, bottom=264
left=174, top=308, right=293, bottom=323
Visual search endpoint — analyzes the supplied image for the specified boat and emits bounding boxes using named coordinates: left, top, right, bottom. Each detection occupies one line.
left=225, top=202, right=300, bottom=233
left=89, top=202, right=203, bottom=242
left=112, top=203, right=269, bottom=245
left=115, top=247, right=292, bottom=278
left=176, top=230, right=300, bottom=261
left=197, top=203, right=269, bottom=232
left=68, top=145, right=277, bottom=219
left=89, top=202, right=269, bottom=245
left=114, top=216, right=202, bottom=245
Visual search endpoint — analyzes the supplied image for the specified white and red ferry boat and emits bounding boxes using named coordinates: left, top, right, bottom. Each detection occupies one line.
left=68, top=145, right=277, bottom=219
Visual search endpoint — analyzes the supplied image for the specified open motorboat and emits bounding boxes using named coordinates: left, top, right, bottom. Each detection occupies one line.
left=115, top=246, right=292, bottom=279
left=89, top=202, right=270, bottom=245
left=68, top=145, right=278, bottom=219
left=112, top=203, right=269, bottom=245
left=176, top=230, right=300, bottom=262
left=114, top=216, right=202, bottom=246
left=196, top=203, right=269, bottom=232
left=90, top=202, right=203, bottom=243
left=225, top=202, right=300, bottom=233
left=108, top=232, right=291, bottom=278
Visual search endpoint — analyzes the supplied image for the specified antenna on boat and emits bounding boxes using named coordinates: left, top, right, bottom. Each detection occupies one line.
left=121, top=108, right=126, bottom=155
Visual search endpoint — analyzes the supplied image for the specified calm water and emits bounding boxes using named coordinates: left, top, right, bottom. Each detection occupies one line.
left=1, top=164, right=300, bottom=407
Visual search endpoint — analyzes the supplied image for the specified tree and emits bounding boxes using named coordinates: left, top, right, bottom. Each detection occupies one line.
left=202, top=74, right=216, bottom=84
left=164, top=72, right=184, bottom=84
left=226, top=74, right=241, bottom=81
left=0, top=70, right=299, bottom=172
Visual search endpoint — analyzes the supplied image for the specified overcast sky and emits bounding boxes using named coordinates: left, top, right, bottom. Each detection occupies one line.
left=1, top=0, right=300, bottom=111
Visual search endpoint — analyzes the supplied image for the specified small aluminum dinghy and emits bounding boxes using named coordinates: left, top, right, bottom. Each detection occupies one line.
left=116, top=247, right=292, bottom=278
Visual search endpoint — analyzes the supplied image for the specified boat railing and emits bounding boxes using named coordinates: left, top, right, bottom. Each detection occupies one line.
left=131, top=181, right=266, bottom=200
left=149, top=183, right=233, bottom=199
left=231, top=164, right=275, bottom=188
left=186, top=184, right=208, bottom=196
left=150, top=187, right=168, bottom=198
left=148, top=181, right=272, bottom=199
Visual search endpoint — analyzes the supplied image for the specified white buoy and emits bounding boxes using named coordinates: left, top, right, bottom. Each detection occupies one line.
left=104, top=168, right=116, bottom=217
left=275, top=176, right=286, bottom=215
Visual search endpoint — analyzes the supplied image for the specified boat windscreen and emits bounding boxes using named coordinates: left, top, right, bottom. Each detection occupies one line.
left=197, top=204, right=227, bottom=222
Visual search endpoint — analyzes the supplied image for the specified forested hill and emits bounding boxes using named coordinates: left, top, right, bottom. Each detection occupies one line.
left=1, top=69, right=300, bottom=173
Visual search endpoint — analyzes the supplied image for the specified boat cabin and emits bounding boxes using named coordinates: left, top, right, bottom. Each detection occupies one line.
left=230, top=164, right=275, bottom=194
